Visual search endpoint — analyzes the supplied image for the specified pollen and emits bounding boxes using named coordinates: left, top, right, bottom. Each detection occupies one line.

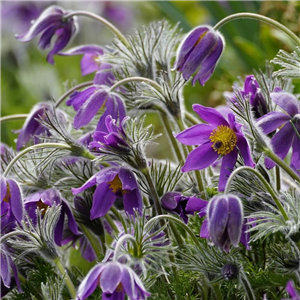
left=108, top=175, right=123, bottom=194
left=209, top=125, right=237, bottom=155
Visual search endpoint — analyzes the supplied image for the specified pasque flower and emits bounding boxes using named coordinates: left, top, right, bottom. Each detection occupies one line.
left=72, top=166, right=142, bottom=219
left=174, top=25, right=224, bottom=86
left=256, top=92, right=300, bottom=172
left=16, top=6, right=77, bottom=64
left=76, top=261, right=150, bottom=300
left=1, top=176, right=24, bottom=233
left=206, top=194, right=244, bottom=251
left=24, top=189, right=81, bottom=246
left=176, top=104, right=255, bottom=191
left=282, top=281, right=300, bottom=300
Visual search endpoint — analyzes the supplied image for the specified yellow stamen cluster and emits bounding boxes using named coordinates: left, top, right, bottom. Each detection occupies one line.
left=209, top=125, right=237, bottom=155
left=108, top=175, right=123, bottom=194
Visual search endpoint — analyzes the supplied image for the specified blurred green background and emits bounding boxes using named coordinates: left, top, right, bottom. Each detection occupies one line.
left=2, top=1, right=300, bottom=149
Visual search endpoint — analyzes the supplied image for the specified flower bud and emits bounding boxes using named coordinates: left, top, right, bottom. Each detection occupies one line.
left=221, top=263, right=239, bottom=280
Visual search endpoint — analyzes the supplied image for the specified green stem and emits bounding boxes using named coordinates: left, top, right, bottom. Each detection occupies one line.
left=64, top=11, right=130, bottom=48
left=0, top=114, right=28, bottom=123
left=224, top=166, right=289, bottom=221
left=109, top=76, right=163, bottom=93
left=169, top=221, right=184, bottom=247
left=3, top=143, right=72, bottom=177
left=264, top=148, right=300, bottom=184
left=214, top=12, right=300, bottom=47
left=55, top=81, right=93, bottom=108
left=240, top=272, right=256, bottom=300
left=184, top=111, right=201, bottom=126
left=53, top=257, right=77, bottom=299
left=105, top=213, right=119, bottom=234
left=79, top=224, right=103, bottom=259
left=275, top=166, right=281, bottom=191
left=113, top=234, right=138, bottom=261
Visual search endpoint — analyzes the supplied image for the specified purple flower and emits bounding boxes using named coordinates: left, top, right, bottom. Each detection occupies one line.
left=103, top=2, right=133, bottom=29
left=206, top=194, right=244, bottom=251
left=161, top=192, right=207, bottom=224
left=72, top=166, right=142, bottom=219
left=0, top=244, right=22, bottom=295
left=1, top=176, right=24, bottom=233
left=24, top=189, right=81, bottom=246
left=59, top=45, right=104, bottom=75
left=174, top=25, right=224, bottom=86
left=256, top=92, right=300, bottom=172
left=66, top=78, right=126, bottom=131
left=76, top=261, right=150, bottom=300
left=15, top=6, right=77, bottom=64
left=89, top=115, right=130, bottom=153
left=176, top=104, right=255, bottom=191
left=283, top=281, right=300, bottom=300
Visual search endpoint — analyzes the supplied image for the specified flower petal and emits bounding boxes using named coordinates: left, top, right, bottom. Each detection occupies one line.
left=291, top=135, right=300, bottom=174
left=161, top=192, right=181, bottom=210
left=100, top=263, right=122, bottom=294
left=271, top=92, right=299, bottom=117
left=121, top=265, right=137, bottom=299
left=1, top=250, right=11, bottom=287
left=182, top=143, right=219, bottom=172
left=7, top=179, right=23, bottom=223
left=123, top=189, right=142, bottom=215
left=192, top=104, right=228, bottom=126
left=119, top=168, right=138, bottom=191
left=256, top=111, right=290, bottom=134
left=66, top=87, right=97, bottom=111
left=219, top=149, right=238, bottom=191
left=236, top=133, right=255, bottom=167
left=185, top=196, right=208, bottom=213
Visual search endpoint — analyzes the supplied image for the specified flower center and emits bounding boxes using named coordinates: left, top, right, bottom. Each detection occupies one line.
left=209, top=125, right=237, bottom=155
left=36, top=200, right=49, bottom=217
left=108, top=175, right=123, bottom=194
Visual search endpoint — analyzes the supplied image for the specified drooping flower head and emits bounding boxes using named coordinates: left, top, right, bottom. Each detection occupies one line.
left=76, top=261, right=150, bottom=300
left=59, top=44, right=104, bottom=75
left=174, top=25, right=224, bottom=86
left=176, top=104, right=255, bottom=191
left=72, top=166, right=142, bottom=219
left=24, top=188, right=81, bottom=246
left=1, top=176, right=24, bottom=233
left=282, top=281, right=300, bottom=300
left=206, top=194, right=244, bottom=252
left=256, top=92, right=300, bottom=173
left=15, top=6, right=77, bottom=64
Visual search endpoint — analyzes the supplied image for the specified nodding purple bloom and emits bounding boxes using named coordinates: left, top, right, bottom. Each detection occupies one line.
left=15, top=6, right=77, bottom=64
left=66, top=75, right=126, bottom=131
left=176, top=104, right=255, bottom=191
left=59, top=45, right=104, bottom=76
left=256, top=92, right=300, bottom=173
left=76, top=261, right=150, bottom=300
left=206, top=194, right=244, bottom=252
left=89, top=115, right=130, bottom=153
left=174, top=25, right=224, bottom=86
left=1, top=176, right=23, bottom=233
left=72, top=167, right=142, bottom=219
left=24, top=189, right=80, bottom=246
left=283, top=281, right=300, bottom=300
left=1, top=244, right=22, bottom=295
left=161, top=192, right=207, bottom=224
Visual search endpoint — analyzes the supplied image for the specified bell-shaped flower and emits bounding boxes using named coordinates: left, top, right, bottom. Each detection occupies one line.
left=76, top=261, right=150, bottom=300
left=161, top=192, right=207, bottom=224
left=16, top=6, right=77, bottom=64
left=72, top=166, right=142, bottom=219
left=24, top=188, right=81, bottom=246
left=207, top=194, right=244, bottom=251
left=59, top=44, right=104, bottom=75
left=1, top=176, right=24, bottom=233
left=176, top=104, right=255, bottom=191
left=174, top=25, right=224, bottom=86
left=256, top=92, right=300, bottom=173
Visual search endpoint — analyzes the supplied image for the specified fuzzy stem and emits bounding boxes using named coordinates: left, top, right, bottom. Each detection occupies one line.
left=79, top=224, right=103, bottom=259
left=54, top=81, right=94, bottom=108
left=109, top=76, right=163, bottom=93
left=214, top=13, right=300, bottom=47
left=53, top=257, right=77, bottom=299
left=275, top=165, right=281, bottom=191
left=184, top=111, right=201, bottom=126
left=224, top=166, right=289, bottom=221
left=240, top=272, right=256, bottom=300
left=264, top=148, right=300, bottom=184
left=105, top=213, right=119, bottom=234
left=0, top=114, right=28, bottom=123
left=3, top=143, right=72, bottom=177
left=112, top=234, right=138, bottom=262
left=64, top=11, right=130, bottom=48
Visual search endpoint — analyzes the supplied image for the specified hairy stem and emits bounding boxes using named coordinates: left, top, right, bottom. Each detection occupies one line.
left=113, top=234, right=138, bottom=261
left=0, top=114, right=28, bottom=123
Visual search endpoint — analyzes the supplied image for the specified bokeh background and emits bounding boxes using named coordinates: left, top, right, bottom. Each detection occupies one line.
left=2, top=1, right=300, bottom=151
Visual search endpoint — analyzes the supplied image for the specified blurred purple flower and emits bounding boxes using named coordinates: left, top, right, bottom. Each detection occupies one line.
left=176, top=104, right=255, bottom=191
left=72, top=166, right=142, bottom=219
left=103, top=2, right=133, bottom=29
left=174, top=25, right=224, bottom=86
left=256, top=92, right=300, bottom=173
left=1, top=176, right=24, bottom=233
left=59, top=45, right=104, bottom=76
left=161, top=192, right=207, bottom=224
left=16, top=6, right=77, bottom=64
left=282, top=281, right=300, bottom=300
left=24, top=189, right=81, bottom=246
left=76, top=261, right=150, bottom=300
